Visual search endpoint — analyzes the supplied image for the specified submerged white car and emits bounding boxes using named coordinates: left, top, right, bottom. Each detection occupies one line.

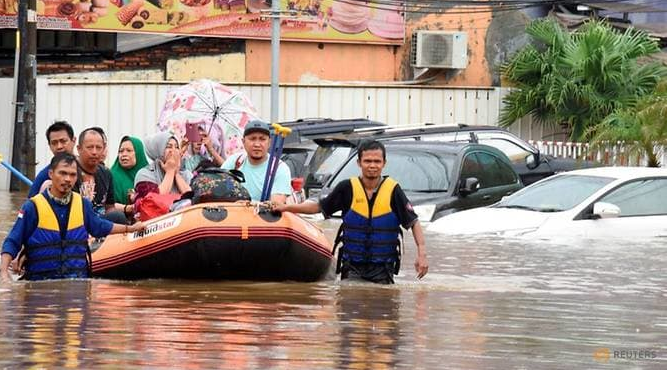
left=427, top=167, right=667, bottom=239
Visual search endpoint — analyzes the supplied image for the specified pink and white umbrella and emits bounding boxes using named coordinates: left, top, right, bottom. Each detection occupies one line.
left=157, top=79, right=261, bottom=158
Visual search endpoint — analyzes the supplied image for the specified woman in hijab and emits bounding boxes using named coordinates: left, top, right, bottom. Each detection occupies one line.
left=134, top=132, right=192, bottom=202
left=182, top=124, right=224, bottom=172
left=110, top=136, right=149, bottom=217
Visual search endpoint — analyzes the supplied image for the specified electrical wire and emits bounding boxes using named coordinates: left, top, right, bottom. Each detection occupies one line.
left=332, top=0, right=665, bottom=7
left=327, top=0, right=667, bottom=16
left=284, top=0, right=666, bottom=30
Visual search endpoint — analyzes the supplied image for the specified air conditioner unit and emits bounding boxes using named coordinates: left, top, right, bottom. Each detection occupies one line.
left=410, top=31, right=468, bottom=69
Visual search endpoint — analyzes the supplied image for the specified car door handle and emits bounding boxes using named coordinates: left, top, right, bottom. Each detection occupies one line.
left=482, top=195, right=491, bottom=200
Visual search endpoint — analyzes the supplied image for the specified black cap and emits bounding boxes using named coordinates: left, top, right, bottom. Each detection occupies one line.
left=243, top=120, right=271, bottom=137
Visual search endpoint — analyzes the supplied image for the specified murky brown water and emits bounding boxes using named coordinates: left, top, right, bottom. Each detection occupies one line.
left=0, top=191, right=666, bottom=369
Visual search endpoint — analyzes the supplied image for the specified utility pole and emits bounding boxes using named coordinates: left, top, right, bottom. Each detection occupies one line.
left=270, top=0, right=280, bottom=124
left=12, top=0, right=37, bottom=191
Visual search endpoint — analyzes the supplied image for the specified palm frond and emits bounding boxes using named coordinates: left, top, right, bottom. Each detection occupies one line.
left=499, top=16, right=664, bottom=141
left=526, top=18, right=567, bottom=47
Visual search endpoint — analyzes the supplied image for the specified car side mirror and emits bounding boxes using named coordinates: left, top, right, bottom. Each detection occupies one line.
left=306, top=173, right=332, bottom=189
left=592, top=202, right=621, bottom=219
left=459, top=177, right=480, bottom=196
left=525, top=152, right=540, bottom=169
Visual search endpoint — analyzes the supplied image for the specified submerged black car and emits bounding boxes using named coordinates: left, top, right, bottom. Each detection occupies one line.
left=283, top=123, right=598, bottom=197
left=315, top=124, right=599, bottom=186
left=280, top=118, right=385, bottom=189
left=319, top=141, right=524, bottom=222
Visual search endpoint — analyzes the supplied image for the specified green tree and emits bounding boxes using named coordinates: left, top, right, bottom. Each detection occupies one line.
left=499, top=18, right=666, bottom=141
left=587, top=79, right=667, bottom=167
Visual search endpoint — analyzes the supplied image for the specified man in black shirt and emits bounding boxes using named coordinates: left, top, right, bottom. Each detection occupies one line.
left=272, top=140, right=428, bottom=284
left=76, top=127, right=126, bottom=224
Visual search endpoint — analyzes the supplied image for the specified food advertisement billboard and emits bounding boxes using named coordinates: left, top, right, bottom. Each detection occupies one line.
left=0, top=0, right=404, bottom=44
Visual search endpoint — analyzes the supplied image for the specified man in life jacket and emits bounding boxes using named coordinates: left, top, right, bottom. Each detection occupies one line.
left=221, top=120, right=292, bottom=203
left=0, top=153, right=145, bottom=283
left=272, top=140, right=428, bottom=284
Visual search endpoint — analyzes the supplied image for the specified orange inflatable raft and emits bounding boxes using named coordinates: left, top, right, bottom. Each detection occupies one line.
left=91, top=203, right=334, bottom=281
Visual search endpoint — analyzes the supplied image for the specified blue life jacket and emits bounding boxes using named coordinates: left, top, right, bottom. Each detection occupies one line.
left=340, top=177, right=401, bottom=266
left=25, top=193, right=90, bottom=281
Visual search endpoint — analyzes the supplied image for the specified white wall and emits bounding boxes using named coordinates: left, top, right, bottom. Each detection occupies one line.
left=0, top=78, right=513, bottom=190
left=0, top=78, right=15, bottom=191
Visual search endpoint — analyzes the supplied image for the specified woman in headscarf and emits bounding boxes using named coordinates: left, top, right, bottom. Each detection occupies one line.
left=110, top=136, right=149, bottom=218
left=134, top=132, right=192, bottom=203
left=182, top=123, right=224, bottom=172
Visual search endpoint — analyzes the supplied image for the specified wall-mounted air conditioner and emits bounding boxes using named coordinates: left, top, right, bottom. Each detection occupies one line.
left=410, top=30, right=468, bottom=69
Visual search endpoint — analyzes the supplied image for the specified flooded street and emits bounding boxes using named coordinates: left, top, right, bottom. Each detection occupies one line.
left=0, top=191, right=665, bottom=369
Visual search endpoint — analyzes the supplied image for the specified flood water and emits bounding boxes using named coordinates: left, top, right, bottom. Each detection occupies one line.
left=0, top=191, right=665, bottom=369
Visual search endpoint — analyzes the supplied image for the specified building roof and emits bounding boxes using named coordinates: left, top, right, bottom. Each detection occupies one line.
left=582, top=1, right=666, bottom=14
left=551, top=11, right=667, bottom=40
left=117, top=33, right=187, bottom=54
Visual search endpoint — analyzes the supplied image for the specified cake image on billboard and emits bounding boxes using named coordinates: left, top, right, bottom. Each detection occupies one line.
left=329, top=0, right=370, bottom=34
left=368, top=5, right=404, bottom=40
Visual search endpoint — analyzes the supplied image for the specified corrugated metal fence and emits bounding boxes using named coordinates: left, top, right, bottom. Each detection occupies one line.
left=0, top=79, right=663, bottom=190
left=1, top=78, right=507, bottom=190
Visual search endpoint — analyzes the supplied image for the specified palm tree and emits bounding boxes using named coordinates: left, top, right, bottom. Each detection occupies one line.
left=500, top=18, right=666, bottom=141
left=587, top=79, right=667, bottom=167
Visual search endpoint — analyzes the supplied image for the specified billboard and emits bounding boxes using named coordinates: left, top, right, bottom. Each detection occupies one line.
left=0, top=0, right=404, bottom=44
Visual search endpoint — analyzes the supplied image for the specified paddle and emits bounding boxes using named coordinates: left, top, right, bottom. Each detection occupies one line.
left=0, top=154, right=33, bottom=186
left=260, top=124, right=292, bottom=202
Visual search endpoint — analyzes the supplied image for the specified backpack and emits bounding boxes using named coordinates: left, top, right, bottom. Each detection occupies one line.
left=190, top=167, right=251, bottom=204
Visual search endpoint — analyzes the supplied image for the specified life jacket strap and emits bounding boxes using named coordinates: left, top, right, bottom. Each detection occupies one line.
left=341, top=236, right=400, bottom=246
left=24, top=265, right=89, bottom=280
left=29, top=240, right=89, bottom=249
left=342, top=224, right=400, bottom=233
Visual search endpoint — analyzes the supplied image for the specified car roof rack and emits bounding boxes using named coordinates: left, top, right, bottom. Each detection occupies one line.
left=279, top=118, right=388, bottom=144
left=309, top=123, right=508, bottom=147
left=317, top=123, right=496, bottom=141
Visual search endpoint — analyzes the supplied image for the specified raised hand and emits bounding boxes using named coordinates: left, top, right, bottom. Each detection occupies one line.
left=201, top=135, right=213, bottom=152
left=180, top=138, right=190, bottom=156
left=161, top=151, right=180, bottom=173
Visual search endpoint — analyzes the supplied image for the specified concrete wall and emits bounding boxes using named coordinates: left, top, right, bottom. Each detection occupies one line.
left=167, top=53, right=246, bottom=81
left=244, top=7, right=539, bottom=87
left=400, top=9, right=495, bottom=86
left=245, top=40, right=399, bottom=83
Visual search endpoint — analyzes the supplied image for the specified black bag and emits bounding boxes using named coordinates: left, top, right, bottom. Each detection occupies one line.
left=190, top=167, right=251, bottom=204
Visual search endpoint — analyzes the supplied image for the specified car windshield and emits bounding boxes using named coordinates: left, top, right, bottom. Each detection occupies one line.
left=477, top=138, right=530, bottom=162
left=313, top=146, right=354, bottom=176
left=282, top=150, right=310, bottom=177
left=496, top=174, right=615, bottom=212
left=331, top=149, right=454, bottom=192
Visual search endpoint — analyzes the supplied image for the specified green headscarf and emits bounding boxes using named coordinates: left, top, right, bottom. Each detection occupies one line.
left=111, top=136, right=149, bottom=204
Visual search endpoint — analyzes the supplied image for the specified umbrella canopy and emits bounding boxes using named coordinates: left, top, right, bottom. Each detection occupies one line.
left=157, top=79, right=261, bottom=158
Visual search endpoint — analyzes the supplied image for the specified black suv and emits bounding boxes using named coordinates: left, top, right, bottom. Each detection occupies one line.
left=320, top=141, right=524, bottom=222
left=282, top=122, right=597, bottom=197
left=316, top=124, right=599, bottom=186
left=279, top=118, right=385, bottom=182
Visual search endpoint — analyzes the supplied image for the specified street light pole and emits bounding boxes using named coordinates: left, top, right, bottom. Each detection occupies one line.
left=270, top=0, right=280, bottom=124
left=12, top=0, right=37, bottom=191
